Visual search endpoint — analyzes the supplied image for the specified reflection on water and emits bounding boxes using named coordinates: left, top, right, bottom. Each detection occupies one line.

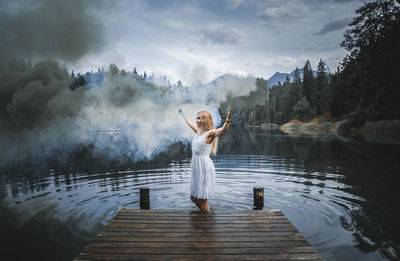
left=1, top=127, right=399, bottom=260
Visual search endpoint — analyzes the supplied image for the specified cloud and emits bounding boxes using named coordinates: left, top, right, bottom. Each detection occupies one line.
left=0, top=0, right=105, bottom=67
left=273, top=56, right=299, bottom=68
left=178, top=64, right=210, bottom=85
left=315, top=17, right=350, bottom=35
left=198, top=27, right=243, bottom=45
left=257, top=1, right=310, bottom=23
left=225, top=0, right=243, bottom=9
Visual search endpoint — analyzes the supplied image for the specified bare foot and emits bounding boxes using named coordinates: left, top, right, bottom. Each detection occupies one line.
left=190, top=195, right=201, bottom=209
left=199, top=199, right=210, bottom=212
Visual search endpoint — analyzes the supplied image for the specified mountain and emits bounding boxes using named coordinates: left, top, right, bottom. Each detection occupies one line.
left=268, top=72, right=290, bottom=87
left=268, top=68, right=317, bottom=87
left=204, top=73, right=257, bottom=87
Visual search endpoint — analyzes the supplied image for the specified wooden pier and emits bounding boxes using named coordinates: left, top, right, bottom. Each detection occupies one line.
left=74, top=209, right=324, bottom=261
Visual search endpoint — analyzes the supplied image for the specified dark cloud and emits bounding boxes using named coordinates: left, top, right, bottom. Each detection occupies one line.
left=315, top=17, right=350, bottom=35
left=198, top=27, right=243, bottom=45
left=1, top=61, right=84, bottom=129
left=0, top=0, right=105, bottom=67
left=0, top=0, right=108, bottom=165
left=256, top=2, right=310, bottom=24
left=256, top=0, right=364, bottom=25
left=0, top=60, right=88, bottom=165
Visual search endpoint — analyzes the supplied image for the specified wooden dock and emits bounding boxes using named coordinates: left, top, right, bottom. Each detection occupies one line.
left=74, top=209, right=324, bottom=261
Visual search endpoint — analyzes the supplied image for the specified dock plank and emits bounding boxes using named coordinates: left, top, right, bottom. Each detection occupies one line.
left=76, top=253, right=323, bottom=261
left=74, top=209, right=324, bottom=261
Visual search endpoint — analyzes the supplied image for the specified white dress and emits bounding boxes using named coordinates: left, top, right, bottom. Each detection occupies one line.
left=190, top=130, right=215, bottom=199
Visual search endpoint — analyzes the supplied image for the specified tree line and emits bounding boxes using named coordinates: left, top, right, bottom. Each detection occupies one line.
left=225, top=0, right=400, bottom=126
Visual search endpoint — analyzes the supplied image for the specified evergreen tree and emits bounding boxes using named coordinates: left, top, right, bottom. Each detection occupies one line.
left=281, top=76, right=290, bottom=122
left=342, top=0, right=400, bottom=60
left=316, top=59, right=328, bottom=115
left=302, top=60, right=315, bottom=108
left=338, top=0, right=400, bottom=119
left=281, top=76, right=294, bottom=123
left=283, top=75, right=290, bottom=85
left=326, top=67, right=344, bottom=118
left=292, top=67, right=302, bottom=103
left=269, top=83, right=284, bottom=124
left=78, top=74, right=86, bottom=86
left=293, top=97, right=315, bottom=121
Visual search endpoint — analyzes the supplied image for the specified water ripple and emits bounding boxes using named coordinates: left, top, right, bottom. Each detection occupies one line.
left=1, top=152, right=399, bottom=261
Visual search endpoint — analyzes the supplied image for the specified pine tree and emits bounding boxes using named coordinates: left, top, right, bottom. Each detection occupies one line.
left=316, top=59, right=328, bottom=115
left=338, top=0, right=400, bottom=119
left=302, top=60, right=315, bottom=108
left=78, top=74, right=86, bottom=86
left=341, top=0, right=400, bottom=60
left=292, top=67, right=302, bottom=105
left=293, top=97, right=315, bottom=121
left=281, top=76, right=296, bottom=122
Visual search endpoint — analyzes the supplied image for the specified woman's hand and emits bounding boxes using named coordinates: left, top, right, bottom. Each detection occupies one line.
left=179, top=109, right=198, bottom=133
left=227, top=109, right=233, bottom=118
left=225, top=109, right=233, bottom=123
left=210, top=109, right=233, bottom=138
left=178, top=109, right=185, bottom=119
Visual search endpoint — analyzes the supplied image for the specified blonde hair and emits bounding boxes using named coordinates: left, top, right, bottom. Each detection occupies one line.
left=198, top=110, right=218, bottom=155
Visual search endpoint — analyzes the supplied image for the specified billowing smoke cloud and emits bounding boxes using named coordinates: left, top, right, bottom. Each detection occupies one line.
left=81, top=68, right=255, bottom=159
left=0, top=0, right=105, bottom=67
left=0, top=62, right=256, bottom=166
left=0, top=0, right=257, bottom=167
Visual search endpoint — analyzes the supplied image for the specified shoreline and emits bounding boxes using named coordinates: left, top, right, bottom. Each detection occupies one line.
left=280, top=119, right=400, bottom=135
left=244, top=119, right=400, bottom=145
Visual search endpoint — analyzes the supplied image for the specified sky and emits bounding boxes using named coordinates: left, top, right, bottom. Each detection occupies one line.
left=71, top=0, right=369, bottom=85
left=1, top=0, right=370, bottom=85
left=0, top=0, right=259, bottom=164
left=0, top=0, right=376, bottom=164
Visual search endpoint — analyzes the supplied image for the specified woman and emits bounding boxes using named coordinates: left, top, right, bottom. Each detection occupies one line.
left=179, top=109, right=233, bottom=212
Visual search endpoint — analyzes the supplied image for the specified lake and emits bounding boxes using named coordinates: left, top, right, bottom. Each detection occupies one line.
left=0, top=127, right=399, bottom=261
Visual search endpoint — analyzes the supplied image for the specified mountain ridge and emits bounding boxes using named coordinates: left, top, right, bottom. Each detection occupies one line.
left=268, top=68, right=317, bottom=87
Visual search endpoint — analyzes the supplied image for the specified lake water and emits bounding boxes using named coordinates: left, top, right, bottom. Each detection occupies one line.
left=1, top=127, right=399, bottom=261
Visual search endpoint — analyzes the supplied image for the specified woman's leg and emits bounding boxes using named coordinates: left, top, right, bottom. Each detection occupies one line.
left=190, top=195, right=201, bottom=209
left=198, top=198, right=210, bottom=212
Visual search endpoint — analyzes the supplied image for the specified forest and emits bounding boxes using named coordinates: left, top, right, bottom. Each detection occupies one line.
left=221, top=0, right=400, bottom=129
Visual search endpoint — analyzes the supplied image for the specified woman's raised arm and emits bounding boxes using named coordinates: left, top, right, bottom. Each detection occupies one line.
left=209, top=109, right=233, bottom=138
left=179, top=109, right=199, bottom=133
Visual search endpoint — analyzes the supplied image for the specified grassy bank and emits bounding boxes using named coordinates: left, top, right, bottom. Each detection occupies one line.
left=281, top=117, right=339, bottom=132
left=281, top=118, right=400, bottom=134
